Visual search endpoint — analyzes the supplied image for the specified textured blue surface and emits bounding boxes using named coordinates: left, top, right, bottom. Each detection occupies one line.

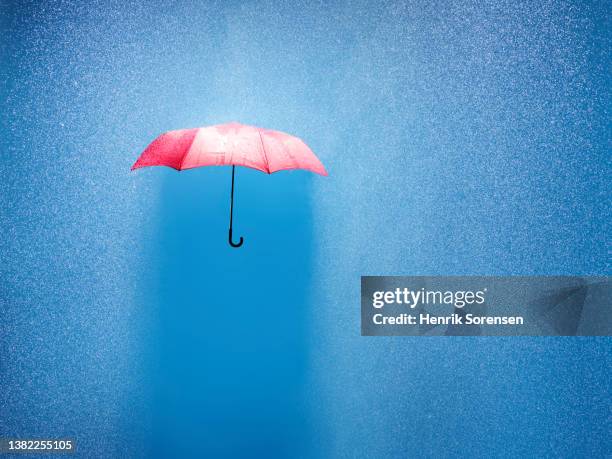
left=1, top=0, right=610, bottom=457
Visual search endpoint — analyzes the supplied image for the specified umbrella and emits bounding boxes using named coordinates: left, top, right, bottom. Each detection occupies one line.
left=131, top=122, right=327, bottom=248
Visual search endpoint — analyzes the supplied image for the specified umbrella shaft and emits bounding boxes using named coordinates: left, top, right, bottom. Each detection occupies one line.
left=230, top=165, right=235, bottom=229
left=228, top=166, right=244, bottom=247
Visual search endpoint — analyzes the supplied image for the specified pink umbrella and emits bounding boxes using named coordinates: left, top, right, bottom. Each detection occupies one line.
left=131, top=122, right=327, bottom=247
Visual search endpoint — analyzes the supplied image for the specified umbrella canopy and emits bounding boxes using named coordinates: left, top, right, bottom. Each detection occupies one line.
left=131, top=122, right=327, bottom=247
left=131, top=122, right=327, bottom=176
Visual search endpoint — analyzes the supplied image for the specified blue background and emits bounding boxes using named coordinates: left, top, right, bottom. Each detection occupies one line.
left=1, top=0, right=610, bottom=457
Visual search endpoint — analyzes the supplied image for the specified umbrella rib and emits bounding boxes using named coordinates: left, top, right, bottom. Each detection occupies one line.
left=257, top=131, right=271, bottom=173
left=179, top=130, right=198, bottom=171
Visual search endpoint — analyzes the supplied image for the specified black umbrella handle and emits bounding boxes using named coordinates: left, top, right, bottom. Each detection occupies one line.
left=228, top=166, right=244, bottom=248
left=229, top=228, right=243, bottom=248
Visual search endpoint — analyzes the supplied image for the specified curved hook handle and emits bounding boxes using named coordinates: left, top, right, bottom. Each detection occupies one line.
left=229, top=228, right=244, bottom=248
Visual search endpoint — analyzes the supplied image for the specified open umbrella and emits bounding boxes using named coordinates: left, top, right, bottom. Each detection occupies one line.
left=131, top=122, right=327, bottom=247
